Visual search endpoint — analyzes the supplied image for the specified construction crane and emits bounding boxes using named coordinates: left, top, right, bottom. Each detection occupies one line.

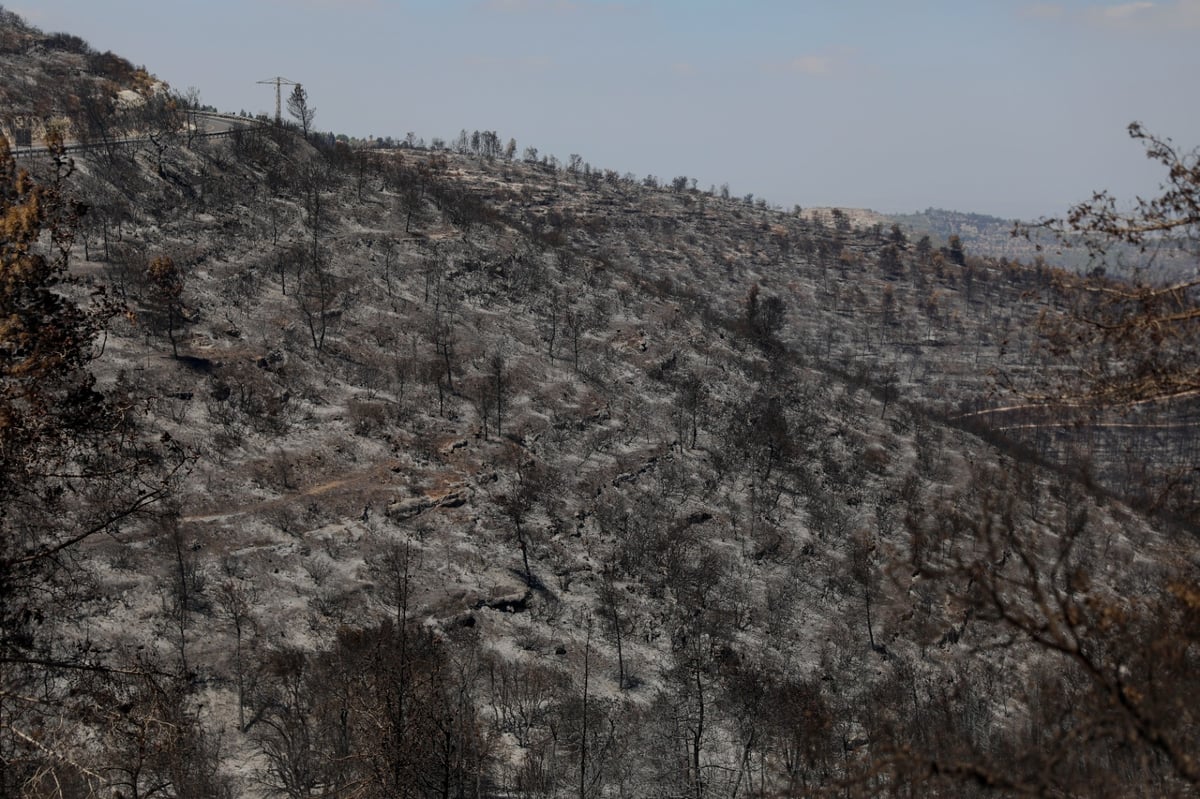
left=257, top=76, right=298, bottom=126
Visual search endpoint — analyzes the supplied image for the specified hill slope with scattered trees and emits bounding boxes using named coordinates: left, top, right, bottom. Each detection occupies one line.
left=2, top=9, right=1198, bottom=798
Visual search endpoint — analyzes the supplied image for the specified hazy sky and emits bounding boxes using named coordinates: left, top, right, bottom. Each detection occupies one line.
left=14, top=0, right=1200, bottom=219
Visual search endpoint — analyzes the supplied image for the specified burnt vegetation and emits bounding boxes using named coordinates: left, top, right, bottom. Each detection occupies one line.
left=1, top=7, right=1199, bottom=798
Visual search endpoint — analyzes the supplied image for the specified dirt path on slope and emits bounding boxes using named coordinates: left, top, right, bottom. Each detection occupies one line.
left=181, top=458, right=409, bottom=525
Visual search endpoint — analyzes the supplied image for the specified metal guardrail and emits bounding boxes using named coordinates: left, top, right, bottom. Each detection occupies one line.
left=10, top=113, right=265, bottom=160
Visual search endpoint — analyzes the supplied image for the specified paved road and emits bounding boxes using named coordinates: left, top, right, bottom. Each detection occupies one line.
left=10, top=111, right=260, bottom=160
left=192, top=111, right=252, bottom=135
